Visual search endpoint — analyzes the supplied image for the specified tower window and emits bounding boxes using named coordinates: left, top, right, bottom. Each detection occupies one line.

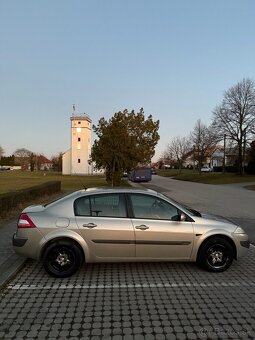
left=78, top=159, right=81, bottom=163
left=78, top=121, right=81, bottom=124
left=78, top=137, right=81, bottom=142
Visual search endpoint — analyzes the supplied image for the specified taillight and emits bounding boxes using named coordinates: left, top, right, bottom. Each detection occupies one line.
left=18, top=213, right=36, bottom=228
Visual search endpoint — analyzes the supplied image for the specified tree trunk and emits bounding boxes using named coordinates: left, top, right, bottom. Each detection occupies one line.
left=178, top=159, right=182, bottom=174
left=238, top=141, right=243, bottom=176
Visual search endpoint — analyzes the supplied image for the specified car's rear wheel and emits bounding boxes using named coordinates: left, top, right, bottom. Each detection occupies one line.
left=197, top=237, right=234, bottom=272
left=43, top=240, right=83, bottom=278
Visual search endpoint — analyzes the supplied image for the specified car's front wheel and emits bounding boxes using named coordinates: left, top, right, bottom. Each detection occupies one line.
left=43, top=240, right=84, bottom=278
left=197, top=237, right=234, bottom=272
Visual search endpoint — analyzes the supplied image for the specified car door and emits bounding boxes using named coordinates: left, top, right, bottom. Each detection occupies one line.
left=75, top=193, right=135, bottom=259
left=128, top=193, right=194, bottom=260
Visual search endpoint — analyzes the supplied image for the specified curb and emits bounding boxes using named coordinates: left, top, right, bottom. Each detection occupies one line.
left=0, top=255, right=26, bottom=290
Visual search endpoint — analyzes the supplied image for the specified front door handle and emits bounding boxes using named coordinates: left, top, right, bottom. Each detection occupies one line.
left=83, top=223, right=97, bottom=228
left=135, top=225, right=149, bottom=230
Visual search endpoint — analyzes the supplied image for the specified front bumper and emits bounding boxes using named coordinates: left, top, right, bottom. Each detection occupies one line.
left=234, top=233, right=250, bottom=258
left=240, top=239, right=250, bottom=248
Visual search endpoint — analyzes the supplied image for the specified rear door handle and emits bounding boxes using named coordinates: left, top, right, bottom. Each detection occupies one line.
left=83, top=223, right=97, bottom=228
left=135, top=225, right=149, bottom=230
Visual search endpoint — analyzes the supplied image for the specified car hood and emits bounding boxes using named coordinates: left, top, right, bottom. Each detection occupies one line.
left=200, top=212, right=236, bottom=225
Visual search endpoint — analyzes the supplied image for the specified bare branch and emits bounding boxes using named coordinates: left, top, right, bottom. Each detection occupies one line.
left=212, top=78, right=255, bottom=175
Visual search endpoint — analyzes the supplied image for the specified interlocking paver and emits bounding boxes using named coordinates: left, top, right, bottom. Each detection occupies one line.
left=0, top=247, right=255, bottom=339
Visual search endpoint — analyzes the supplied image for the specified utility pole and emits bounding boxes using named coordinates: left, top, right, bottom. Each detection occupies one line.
left=223, top=134, right=226, bottom=173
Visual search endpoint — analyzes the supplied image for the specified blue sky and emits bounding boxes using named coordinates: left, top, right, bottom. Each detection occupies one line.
left=1, top=0, right=255, bottom=161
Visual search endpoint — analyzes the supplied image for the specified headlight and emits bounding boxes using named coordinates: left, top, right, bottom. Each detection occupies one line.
left=234, top=226, right=245, bottom=234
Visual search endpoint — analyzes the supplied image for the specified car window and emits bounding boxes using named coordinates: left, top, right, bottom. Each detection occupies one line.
left=74, top=193, right=127, bottom=218
left=74, top=196, right=91, bottom=216
left=129, top=194, right=179, bottom=220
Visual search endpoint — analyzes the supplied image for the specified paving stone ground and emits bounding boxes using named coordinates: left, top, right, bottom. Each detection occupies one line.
left=0, top=246, right=255, bottom=340
left=0, top=218, right=25, bottom=288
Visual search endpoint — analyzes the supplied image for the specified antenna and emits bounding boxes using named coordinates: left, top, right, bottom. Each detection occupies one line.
left=72, top=104, right=76, bottom=116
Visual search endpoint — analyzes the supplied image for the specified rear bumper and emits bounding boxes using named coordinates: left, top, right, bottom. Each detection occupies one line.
left=12, top=228, right=44, bottom=260
left=13, top=233, right=28, bottom=247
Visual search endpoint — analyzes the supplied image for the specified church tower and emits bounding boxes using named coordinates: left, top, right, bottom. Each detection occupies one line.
left=62, top=109, right=92, bottom=175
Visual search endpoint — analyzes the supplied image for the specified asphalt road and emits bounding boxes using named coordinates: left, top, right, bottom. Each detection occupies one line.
left=139, top=175, right=255, bottom=245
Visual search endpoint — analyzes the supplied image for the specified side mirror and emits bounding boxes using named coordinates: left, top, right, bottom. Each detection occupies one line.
left=180, top=213, right=186, bottom=222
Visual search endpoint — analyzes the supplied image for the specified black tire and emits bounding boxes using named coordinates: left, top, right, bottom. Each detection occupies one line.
left=197, top=237, right=234, bottom=272
left=43, top=240, right=84, bottom=278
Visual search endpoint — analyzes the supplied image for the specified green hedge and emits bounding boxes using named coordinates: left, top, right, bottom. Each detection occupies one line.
left=0, top=181, right=61, bottom=218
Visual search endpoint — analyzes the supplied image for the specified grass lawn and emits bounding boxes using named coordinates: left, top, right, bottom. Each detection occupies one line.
left=156, top=169, right=255, bottom=184
left=0, top=171, right=130, bottom=194
left=0, top=171, right=131, bottom=222
left=1, top=169, right=254, bottom=193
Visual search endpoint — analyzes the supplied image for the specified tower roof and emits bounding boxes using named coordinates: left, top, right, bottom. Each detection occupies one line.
left=70, top=113, right=91, bottom=123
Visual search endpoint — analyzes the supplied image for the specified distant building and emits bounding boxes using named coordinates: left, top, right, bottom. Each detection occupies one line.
left=211, top=147, right=224, bottom=167
left=35, top=155, right=53, bottom=170
left=62, top=112, right=92, bottom=175
left=14, top=155, right=52, bottom=171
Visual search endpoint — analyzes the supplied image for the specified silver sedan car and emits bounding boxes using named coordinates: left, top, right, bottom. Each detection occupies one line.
left=13, top=188, right=250, bottom=277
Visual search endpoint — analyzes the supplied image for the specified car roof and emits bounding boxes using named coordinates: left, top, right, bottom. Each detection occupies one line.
left=77, top=187, right=158, bottom=196
left=45, top=187, right=160, bottom=209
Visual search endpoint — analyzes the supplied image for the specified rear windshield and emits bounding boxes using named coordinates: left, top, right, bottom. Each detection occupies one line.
left=43, top=193, right=70, bottom=207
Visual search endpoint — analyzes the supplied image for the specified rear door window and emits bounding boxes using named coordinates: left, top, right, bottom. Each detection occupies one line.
left=74, top=193, right=127, bottom=218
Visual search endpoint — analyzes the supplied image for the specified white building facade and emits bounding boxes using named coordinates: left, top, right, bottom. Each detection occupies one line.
left=62, top=113, right=92, bottom=175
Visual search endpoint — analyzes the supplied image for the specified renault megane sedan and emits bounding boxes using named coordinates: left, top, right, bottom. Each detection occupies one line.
left=13, top=188, right=250, bottom=277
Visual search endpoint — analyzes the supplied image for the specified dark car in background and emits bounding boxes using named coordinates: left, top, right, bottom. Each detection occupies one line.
left=128, top=168, right=152, bottom=182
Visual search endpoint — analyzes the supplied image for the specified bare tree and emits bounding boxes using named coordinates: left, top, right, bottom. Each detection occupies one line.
left=14, top=148, right=33, bottom=170
left=14, top=148, right=32, bottom=158
left=167, top=136, right=190, bottom=173
left=191, top=119, right=218, bottom=173
left=51, top=152, right=63, bottom=172
left=212, top=78, right=255, bottom=175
